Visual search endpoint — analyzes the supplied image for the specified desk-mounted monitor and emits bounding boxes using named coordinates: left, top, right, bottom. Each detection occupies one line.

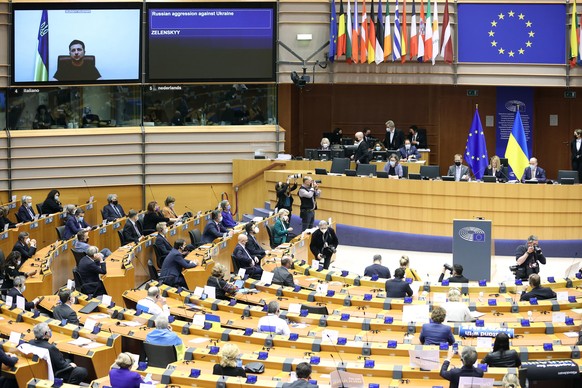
left=420, top=165, right=440, bottom=179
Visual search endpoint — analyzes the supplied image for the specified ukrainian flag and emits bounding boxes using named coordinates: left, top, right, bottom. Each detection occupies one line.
left=33, top=10, right=49, bottom=82
left=504, top=110, right=529, bottom=180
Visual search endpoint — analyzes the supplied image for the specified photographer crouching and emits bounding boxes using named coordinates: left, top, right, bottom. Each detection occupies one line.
left=309, top=220, right=338, bottom=270
left=513, top=235, right=546, bottom=280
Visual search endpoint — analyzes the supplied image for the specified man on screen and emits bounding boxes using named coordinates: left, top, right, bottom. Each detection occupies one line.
left=53, top=40, right=101, bottom=81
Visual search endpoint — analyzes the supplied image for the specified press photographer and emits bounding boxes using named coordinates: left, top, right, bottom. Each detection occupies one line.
left=513, top=235, right=547, bottom=280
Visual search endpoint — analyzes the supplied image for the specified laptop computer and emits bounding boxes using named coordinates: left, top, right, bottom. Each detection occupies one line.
left=315, top=168, right=328, bottom=175
left=408, top=173, right=421, bottom=180
left=376, top=171, right=389, bottom=178
left=483, top=175, right=497, bottom=183
left=79, top=301, right=100, bottom=314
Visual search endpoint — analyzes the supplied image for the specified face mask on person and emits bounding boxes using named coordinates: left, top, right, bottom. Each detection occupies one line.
left=27, top=202, right=32, bottom=208
left=253, top=227, right=259, bottom=234
left=389, top=161, right=396, bottom=167
left=21, top=285, right=26, bottom=293
left=282, top=216, right=289, bottom=222
left=78, top=216, right=84, bottom=222
left=163, top=228, right=168, bottom=235
left=25, top=238, right=31, bottom=245
left=54, top=195, right=59, bottom=200
left=155, top=206, right=160, bottom=212
left=112, top=200, right=118, bottom=205
left=375, top=146, right=381, bottom=151
left=455, top=161, right=461, bottom=167
left=530, top=164, right=536, bottom=169
left=405, top=144, right=411, bottom=150
left=320, top=227, right=328, bottom=233
left=217, top=217, right=223, bottom=223
left=226, top=205, right=231, bottom=211
left=16, top=261, right=21, bottom=267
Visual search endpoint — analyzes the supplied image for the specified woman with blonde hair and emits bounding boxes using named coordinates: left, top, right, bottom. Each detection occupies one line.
left=273, top=209, right=293, bottom=245
left=485, top=155, right=507, bottom=182
left=212, top=343, right=246, bottom=377
left=399, top=255, right=421, bottom=281
left=441, top=288, right=474, bottom=322
left=502, top=373, right=521, bottom=388
left=207, top=263, right=238, bottom=300
left=109, top=352, right=146, bottom=388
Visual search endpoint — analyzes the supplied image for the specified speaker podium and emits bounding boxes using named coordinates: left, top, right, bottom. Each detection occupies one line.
left=453, top=219, right=493, bottom=281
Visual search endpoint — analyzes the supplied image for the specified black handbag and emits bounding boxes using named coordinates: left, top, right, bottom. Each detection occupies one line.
left=244, top=362, right=265, bottom=374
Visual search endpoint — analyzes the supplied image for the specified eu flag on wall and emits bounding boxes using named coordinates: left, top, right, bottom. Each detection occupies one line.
left=458, top=4, right=566, bottom=64
left=464, top=108, right=488, bottom=180
left=34, top=10, right=49, bottom=82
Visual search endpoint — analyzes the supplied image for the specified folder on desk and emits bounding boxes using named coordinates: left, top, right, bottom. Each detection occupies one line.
left=79, top=301, right=100, bottom=314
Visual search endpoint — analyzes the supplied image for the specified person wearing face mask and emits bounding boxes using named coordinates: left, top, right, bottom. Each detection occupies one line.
left=219, top=200, right=237, bottom=229
left=398, top=139, right=421, bottom=161
left=373, top=142, right=386, bottom=152
left=298, top=176, right=321, bottom=231
left=447, top=154, right=470, bottom=181
left=213, top=343, right=246, bottom=377
left=408, top=125, right=427, bottom=149
left=154, top=222, right=172, bottom=265
left=514, top=235, right=547, bottom=280
left=102, top=194, right=125, bottom=222
left=63, top=208, right=91, bottom=240
left=383, top=153, right=403, bottom=178
left=232, top=234, right=263, bottom=279
left=145, top=315, right=185, bottom=360
left=320, top=137, right=331, bottom=150
left=521, top=157, right=546, bottom=183
left=136, top=286, right=170, bottom=317
left=122, top=210, right=143, bottom=244
left=202, top=210, right=230, bottom=243
left=73, top=230, right=112, bottom=258
left=162, top=195, right=182, bottom=220
left=3, top=251, right=36, bottom=289
left=571, top=129, right=582, bottom=181
left=17, top=195, right=35, bottom=223
left=160, top=239, right=198, bottom=289
left=351, top=131, right=370, bottom=164
left=273, top=209, right=293, bottom=245
left=244, top=221, right=267, bottom=260
left=143, top=201, right=178, bottom=234
left=41, top=189, right=63, bottom=215
left=275, top=177, right=298, bottom=215
left=309, top=220, right=338, bottom=269
left=383, top=120, right=405, bottom=150
left=12, top=231, right=37, bottom=263
left=363, top=128, right=376, bottom=149
left=52, top=288, right=79, bottom=325
left=8, top=275, right=40, bottom=311
left=0, top=206, right=17, bottom=231
left=78, top=246, right=107, bottom=297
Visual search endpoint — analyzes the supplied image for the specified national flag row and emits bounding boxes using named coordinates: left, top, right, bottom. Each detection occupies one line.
left=330, top=0, right=453, bottom=64
left=570, top=0, right=582, bottom=67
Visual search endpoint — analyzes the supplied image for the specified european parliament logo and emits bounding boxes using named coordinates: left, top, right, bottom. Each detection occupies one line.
left=459, top=227, right=486, bottom=243
left=458, top=4, right=566, bottom=64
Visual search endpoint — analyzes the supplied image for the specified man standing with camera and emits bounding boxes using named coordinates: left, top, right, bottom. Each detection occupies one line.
left=298, top=176, right=320, bottom=231
left=514, top=235, right=547, bottom=280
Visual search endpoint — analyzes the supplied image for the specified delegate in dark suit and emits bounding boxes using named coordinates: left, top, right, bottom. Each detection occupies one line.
left=282, top=380, right=318, bottom=388
left=272, top=266, right=295, bottom=287
left=521, top=166, right=546, bottom=183
left=63, top=215, right=90, bottom=240
left=232, top=244, right=263, bottom=279
left=365, top=263, right=391, bottom=279
left=53, top=304, right=79, bottom=325
left=77, top=255, right=107, bottom=296
left=122, top=219, right=142, bottom=244
left=353, top=140, right=370, bottom=164
left=160, top=248, right=197, bottom=288
left=17, top=204, right=35, bottom=223
left=572, top=132, right=582, bottom=181
left=309, top=226, right=338, bottom=270
left=484, top=166, right=508, bottom=182
left=439, top=360, right=484, bottom=388
left=520, top=285, right=556, bottom=301
left=7, top=287, right=35, bottom=311
left=0, top=348, right=18, bottom=388
left=408, top=130, right=427, bottom=149
left=102, top=203, right=126, bottom=222
left=246, top=234, right=266, bottom=259
left=447, top=164, right=470, bottom=181
left=385, top=278, right=413, bottom=298
left=155, top=234, right=173, bottom=265
left=12, top=241, right=36, bottom=262
left=29, top=337, right=88, bottom=384
left=399, top=145, right=420, bottom=160
left=202, top=220, right=228, bottom=243
left=383, top=129, right=405, bottom=150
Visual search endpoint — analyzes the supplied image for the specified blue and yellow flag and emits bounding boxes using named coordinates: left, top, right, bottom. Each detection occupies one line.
left=34, top=10, right=49, bottom=82
left=505, top=110, right=529, bottom=180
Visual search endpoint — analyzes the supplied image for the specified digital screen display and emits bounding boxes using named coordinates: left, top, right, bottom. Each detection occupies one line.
left=12, top=4, right=141, bottom=85
left=147, top=3, right=276, bottom=82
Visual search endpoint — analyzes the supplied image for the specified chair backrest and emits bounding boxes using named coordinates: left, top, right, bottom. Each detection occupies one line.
left=36, top=202, right=44, bottom=215
left=231, top=254, right=241, bottom=274
left=100, top=209, right=106, bottom=220
left=14, top=213, right=22, bottom=223
left=147, top=259, right=159, bottom=281
left=264, top=224, right=275, bottom=249
left=356, top=163, right=376, bottom=176
left=401, top=165, right=409, bottom=178
left=143, top=342, right=177, bottom=368
left=117, top=230, right=126, bottom=246
left=153, top=244, right=164, bottom=268
left=71, top=249, right=85, bottom=266
left=189, top=229, right=202, bottom=248
left=330, top=158, right=350, bottom=174
left=72, top=267, right=84, bottom=288
left=56, top=225, right=66, bottom=241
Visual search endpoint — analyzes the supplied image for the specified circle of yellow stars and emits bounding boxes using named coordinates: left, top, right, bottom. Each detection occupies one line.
left=466, top=130, right=486, bottom=163
left=488, top=10, right=535, bottom=59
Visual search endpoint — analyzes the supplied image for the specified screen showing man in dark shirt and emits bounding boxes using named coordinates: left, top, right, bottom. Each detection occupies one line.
left=53, top=39, right=101, bottom=81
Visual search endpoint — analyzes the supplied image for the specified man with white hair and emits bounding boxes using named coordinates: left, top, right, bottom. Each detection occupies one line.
left=383, top=120, right=405, bottom=150
left=352, top=131, right=370, bottom=164
left=309, top=220, right=338, bottom=270
left=29, top=322, right=88, bottom=384
left=17, top=195, right=35, bottom=223
left=102, top=193, right=125, bottom=222
left=257, top=301, right=290, bottom=336
left=77, top=246, right=107, bottom=296
left=521, top=157, right=547, bottom=183
left=232, top=234, right=263, bottom=279
left=137, top=286, right=170, bottom=317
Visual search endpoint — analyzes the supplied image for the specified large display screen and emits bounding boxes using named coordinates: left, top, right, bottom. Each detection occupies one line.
left=12, top=3, right=141, bottom=85
left=146, top=3, right=276, bottom=82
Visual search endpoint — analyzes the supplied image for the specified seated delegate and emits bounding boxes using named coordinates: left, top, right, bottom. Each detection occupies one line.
left=440, top=346, right=483, bottom=388
left=160, top=239, right=198, bottom=289
left=206, top=263, right=238, bottom=300
left=419, top=306, right=455, bottom=345
left=481, top=332, right=521, bottom=368
left=384, top=268, right=413, bottom=298
left=102, top=193, right=126, bottom=222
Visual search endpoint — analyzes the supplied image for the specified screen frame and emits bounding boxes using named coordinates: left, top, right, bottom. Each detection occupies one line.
left=11, top=2, right=143, bottom=86
left=145, top=2, right=277, bottom=83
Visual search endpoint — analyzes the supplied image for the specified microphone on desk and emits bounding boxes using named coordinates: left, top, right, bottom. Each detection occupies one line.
left=83, top=179, right=93, bottom=203
left=328, top=347, right=347, bottom=388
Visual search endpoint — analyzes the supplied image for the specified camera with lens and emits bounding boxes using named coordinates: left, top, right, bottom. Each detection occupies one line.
left=314, top=180, right=322, bottom=184
left=288, top=173, right=302, bottom=180
left=534, top=246, right=542, bottom=254
left=443, top=263, right=453, bottom=272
